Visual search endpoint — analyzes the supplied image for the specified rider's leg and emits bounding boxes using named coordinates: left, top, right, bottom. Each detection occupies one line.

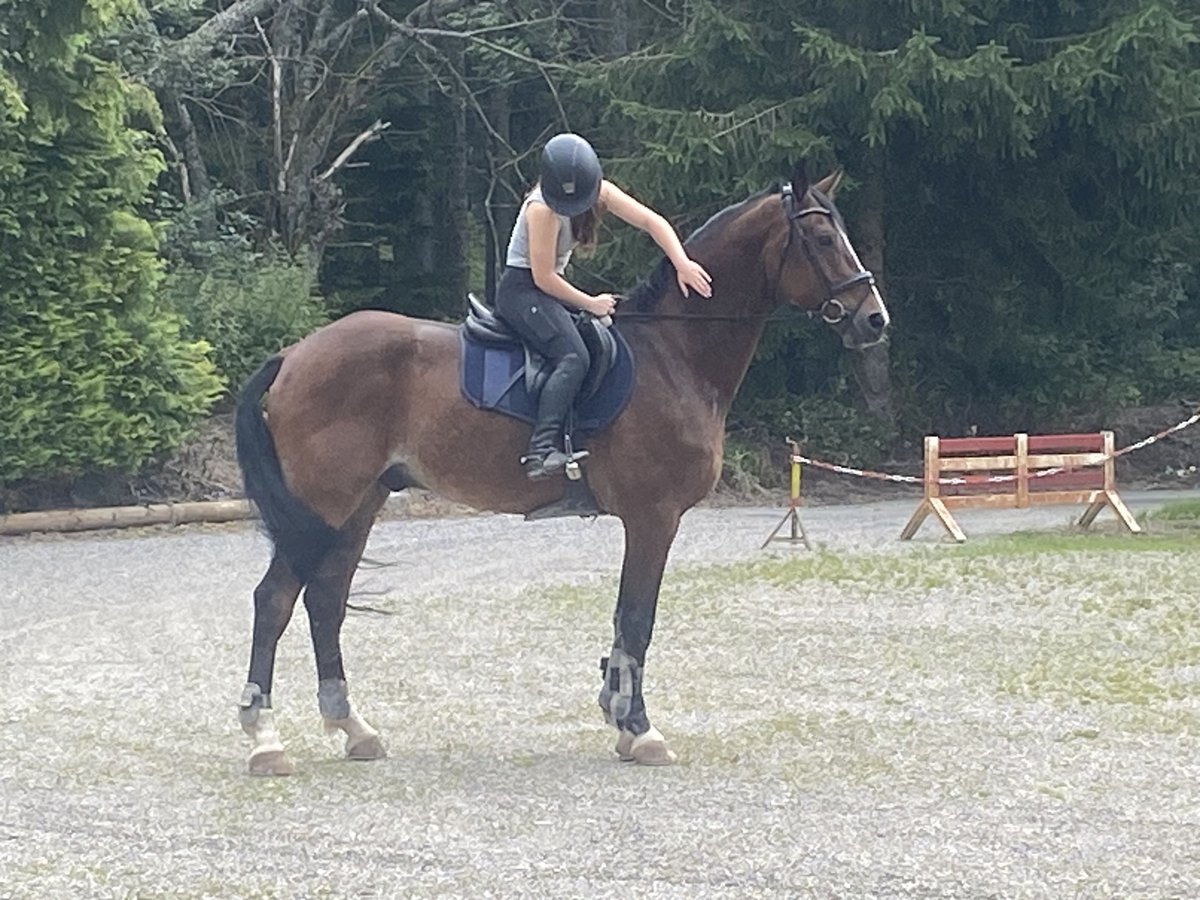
left=495, top=269, right=590, bottom=479
left=523, top=347, right=588, bottom=478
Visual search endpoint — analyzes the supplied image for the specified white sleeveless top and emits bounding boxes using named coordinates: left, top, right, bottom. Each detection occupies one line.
left=505, top=185, right=577, bottom=274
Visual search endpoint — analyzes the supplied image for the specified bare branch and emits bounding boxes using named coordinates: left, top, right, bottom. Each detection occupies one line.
left=145, top=0, right=277, bottom=88
left=162, top=132, right=192, bottom=203
left=313, top=8, right=368, bottom=57
left=405, top=0, right=478, bottom=27
left=253, top=16, right=287, bottom=194
left=170, top=92, right=212, bottom=202
left=317, top=119, right=391, bottom=182
left=412, top=35, right=515, bottom=155
left=366, top=1, right=569, bottom=69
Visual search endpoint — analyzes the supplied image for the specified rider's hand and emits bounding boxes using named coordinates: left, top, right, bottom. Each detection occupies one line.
left=589, top=293, right=617, bottom=317
left=677, top=258, right=713, bottom=298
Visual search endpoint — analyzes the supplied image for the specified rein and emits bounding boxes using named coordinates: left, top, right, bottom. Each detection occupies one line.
left=614, top=307, right=794, bottom=323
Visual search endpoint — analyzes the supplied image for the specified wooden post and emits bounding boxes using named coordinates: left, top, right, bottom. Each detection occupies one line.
left=901, top=435, right=966, bottom=542
left=1078, top=431, right=1141, bottom=533
left=761, top=444, right=815, bottom=551
left=1015, top=433, right=1029, bottom=509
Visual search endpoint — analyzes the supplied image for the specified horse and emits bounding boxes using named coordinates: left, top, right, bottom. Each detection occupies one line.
left=233, top=163, right=890, bottom=775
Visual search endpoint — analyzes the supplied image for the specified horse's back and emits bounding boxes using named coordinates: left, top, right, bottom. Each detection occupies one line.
left=292, top=309, right=454, bottom=356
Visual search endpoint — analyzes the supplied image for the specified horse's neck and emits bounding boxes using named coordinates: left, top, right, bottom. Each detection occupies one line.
left=632, top=224, right=776, bottom=415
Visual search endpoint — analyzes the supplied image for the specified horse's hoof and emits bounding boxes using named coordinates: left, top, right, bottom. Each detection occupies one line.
left=629, top=728, right=677, bottom=766
left=248, top=749, right=295, bottom=776
left=347, top=734, right=387, bottom=761
left=614, top=731, right=635, bottom=761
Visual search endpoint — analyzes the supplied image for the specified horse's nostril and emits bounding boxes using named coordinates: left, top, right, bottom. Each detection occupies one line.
left=868, top=312, right=886, bottom=331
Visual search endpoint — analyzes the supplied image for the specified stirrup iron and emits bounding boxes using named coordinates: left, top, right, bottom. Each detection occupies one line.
left=522, top=448, right=589, bottom=481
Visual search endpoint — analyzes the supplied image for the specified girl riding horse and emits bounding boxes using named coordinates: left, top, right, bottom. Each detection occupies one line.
left=496, top=133, right=712, bottom=479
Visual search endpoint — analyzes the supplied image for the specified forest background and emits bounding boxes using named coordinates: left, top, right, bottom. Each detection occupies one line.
left=2, top=0, right=1199, bottom=510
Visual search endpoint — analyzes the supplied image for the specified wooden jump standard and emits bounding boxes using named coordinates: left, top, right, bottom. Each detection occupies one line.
left=900, top=430, right=1141, bottom=542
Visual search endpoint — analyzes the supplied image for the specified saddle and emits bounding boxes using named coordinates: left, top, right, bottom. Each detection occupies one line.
left=462, top=294, right=618, bottom=400
left=459, top=294, right=636, bottom=521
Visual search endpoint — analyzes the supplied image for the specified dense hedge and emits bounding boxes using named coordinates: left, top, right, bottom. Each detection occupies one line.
left=0, top=0, right=221, bottom=486
left=165, top=247, right=328, bottom=394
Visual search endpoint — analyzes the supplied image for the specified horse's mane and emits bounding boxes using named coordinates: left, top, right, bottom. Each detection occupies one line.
left=623, top=184, right=782, bottom=312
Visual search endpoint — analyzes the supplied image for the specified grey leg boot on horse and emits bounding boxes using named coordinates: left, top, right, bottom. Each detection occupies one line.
left=521, top=362, right=588, bottom=480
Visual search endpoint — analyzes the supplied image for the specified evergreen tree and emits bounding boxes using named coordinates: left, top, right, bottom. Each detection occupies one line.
left=0, top=0, right=221, bottom=490
left=574, top=0, right=1200, bottom=440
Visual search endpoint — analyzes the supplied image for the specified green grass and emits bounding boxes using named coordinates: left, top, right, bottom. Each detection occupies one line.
left=1141, top=498, right=1200, bottom=531
left=948, top=528, right=1200, bottom=554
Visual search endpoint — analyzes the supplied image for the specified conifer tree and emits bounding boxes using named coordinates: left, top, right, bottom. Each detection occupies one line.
left=0, top=0, right=221, bottom=488
left=576, top=0, right=1200, bottom=431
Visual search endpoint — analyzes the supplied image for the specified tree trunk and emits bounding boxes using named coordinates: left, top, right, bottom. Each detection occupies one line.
left=850, top=152, right=896, bottom=423
left=485, top=82, right=515, bottom=303
left=442, top=45, right=469, bottom=314
left=598, top=0, right=631, bottom=56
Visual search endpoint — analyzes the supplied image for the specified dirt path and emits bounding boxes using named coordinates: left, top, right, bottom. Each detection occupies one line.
left=1, top=493, right=1197, bottom=897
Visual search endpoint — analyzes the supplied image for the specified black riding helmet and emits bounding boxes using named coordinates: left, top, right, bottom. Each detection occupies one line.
left=539, top=133, right=602, bottom=217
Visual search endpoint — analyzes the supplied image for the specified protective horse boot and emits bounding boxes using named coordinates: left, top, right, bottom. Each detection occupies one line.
left=521, top=370, right=587, bottom=480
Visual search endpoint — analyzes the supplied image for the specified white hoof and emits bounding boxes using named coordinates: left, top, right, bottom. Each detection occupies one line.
left=325, top=707, right=386, bottom=762
left=614, top=730, right=635, bottom=761
left=248, top=748, right=295, bottom=776
left=346, top=733, right=387, bottom=761
left=613, top=727, right=677, bottom=765
left=242, top=706, right=293, bottom=775
left=629, top=727, right=677, bottom=766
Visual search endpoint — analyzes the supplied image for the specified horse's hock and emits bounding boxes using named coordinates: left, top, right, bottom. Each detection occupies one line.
left=900, top=430, right=1141, bottom=542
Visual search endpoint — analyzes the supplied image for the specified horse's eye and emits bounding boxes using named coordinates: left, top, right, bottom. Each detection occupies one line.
left=817, top=234, right=835, bottom=248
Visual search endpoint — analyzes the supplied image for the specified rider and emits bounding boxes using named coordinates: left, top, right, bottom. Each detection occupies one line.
left=496, top=132, right=713, bottom=480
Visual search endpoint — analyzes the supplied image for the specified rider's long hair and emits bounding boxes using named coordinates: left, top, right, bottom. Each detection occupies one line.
left=571, top=200, right=606, bottom=255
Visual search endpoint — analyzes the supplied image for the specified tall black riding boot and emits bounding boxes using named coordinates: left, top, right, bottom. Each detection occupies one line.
left=522, top=367, right=583, bottom=480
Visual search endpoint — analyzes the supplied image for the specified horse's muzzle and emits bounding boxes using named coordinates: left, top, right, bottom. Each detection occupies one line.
left=841, top=306, right=890, bottom=349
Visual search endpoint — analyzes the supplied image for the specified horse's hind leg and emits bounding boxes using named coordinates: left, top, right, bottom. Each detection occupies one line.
left=239, top=555, right=303, bottom=776
left=305, top=484, right=390, bottom=761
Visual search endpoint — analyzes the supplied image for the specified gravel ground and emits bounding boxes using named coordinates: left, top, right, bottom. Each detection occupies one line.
left=1, top=491, right=1198, bottom=899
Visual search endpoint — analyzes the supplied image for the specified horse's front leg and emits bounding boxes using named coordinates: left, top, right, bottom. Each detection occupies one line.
left=239, top=554, right=302, bottom=775
left=599, top=509, right=682, bottom=765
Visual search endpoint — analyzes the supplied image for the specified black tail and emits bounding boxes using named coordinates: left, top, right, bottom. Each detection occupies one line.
left=235, top=356, right=338, bottom=584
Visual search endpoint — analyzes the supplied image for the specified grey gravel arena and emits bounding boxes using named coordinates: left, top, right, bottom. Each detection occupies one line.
left=2, top=492, right=1199, bottom=899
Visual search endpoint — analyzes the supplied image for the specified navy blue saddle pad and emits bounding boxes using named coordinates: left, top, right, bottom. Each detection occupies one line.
left=459, top=327, right=635, bottom=437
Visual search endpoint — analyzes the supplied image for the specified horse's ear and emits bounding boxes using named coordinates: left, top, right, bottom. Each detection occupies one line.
left=814, top=168, right=844, bottom=198
left=789, top=161, right=809, bottom=195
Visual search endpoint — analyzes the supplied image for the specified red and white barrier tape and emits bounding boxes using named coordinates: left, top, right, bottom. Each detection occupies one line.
left=789, top=407, right=1200, bottom=487
left=1111, top=408, right=1200, bottom=457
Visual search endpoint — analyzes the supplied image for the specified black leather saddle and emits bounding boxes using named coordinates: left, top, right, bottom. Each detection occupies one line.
left=462, top=294, right=618, bottom=400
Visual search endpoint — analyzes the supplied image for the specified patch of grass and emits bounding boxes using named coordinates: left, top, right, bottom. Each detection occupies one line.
left=1140, top=499, right=1200, bottom=536
left=949, top=528, right=1200, bottom=555
left=665, top=550, right=983, bottom=601
left=1146, top=499, right=1200, bottom=520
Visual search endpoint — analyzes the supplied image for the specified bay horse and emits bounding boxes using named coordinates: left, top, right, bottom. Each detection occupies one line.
left=233, top=163, right=890, bottom=775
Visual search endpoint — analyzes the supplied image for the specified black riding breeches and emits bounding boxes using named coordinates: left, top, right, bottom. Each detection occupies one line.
left=495, top=267, right=590, bottom=374
left=494, top=266, right=590, bottom=450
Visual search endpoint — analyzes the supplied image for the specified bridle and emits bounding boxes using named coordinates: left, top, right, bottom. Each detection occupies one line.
left=777, top=182, right=877, bottom=325
left=613, top=183, right=877, bottom=325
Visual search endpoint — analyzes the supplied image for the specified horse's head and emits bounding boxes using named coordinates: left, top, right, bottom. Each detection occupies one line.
left=769, top=162, right=890, bottom=349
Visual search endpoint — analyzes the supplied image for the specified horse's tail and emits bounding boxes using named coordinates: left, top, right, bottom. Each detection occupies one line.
left=235, top=355, right=337, bottom=584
